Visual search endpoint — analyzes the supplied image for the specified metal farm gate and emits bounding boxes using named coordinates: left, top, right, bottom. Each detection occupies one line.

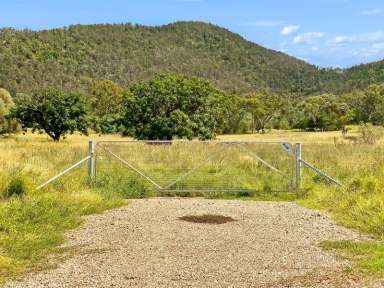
left=37, top=140, right=342, bottom=192
left=95, top=140, right=299, bottom=193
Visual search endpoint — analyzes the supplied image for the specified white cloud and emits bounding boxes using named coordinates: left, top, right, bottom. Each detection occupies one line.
left=240, top=20, right=282, bottom=27
left=293, top=32, right=325, bottom=44
left=362, top=9, right=384, bottom=15
left=372, top=42, right=384, bottom=50
left=334, top=36, right=348, bottom=43
left=281, top=25, right=300, bottom=36
left=331, top=30, right=384, bottom=44
left=357, top=31, right=384, bottom=42
left=363, top=42, right=384, bottom=56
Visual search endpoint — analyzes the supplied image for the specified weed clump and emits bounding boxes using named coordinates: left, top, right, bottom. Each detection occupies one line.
left=358, top=123, right=383, bottom=144
left=3, top=176, right=28, bottom=199
left=95, top=173, right=151, bottom=199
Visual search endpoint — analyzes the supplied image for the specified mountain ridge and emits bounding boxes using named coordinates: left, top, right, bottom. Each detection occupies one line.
left=0, top=21, right=382, bottom=95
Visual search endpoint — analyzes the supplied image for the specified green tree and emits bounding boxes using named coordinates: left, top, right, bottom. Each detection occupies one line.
left=296, top=94, right=350, bottom=131
left=345, top=84, right=384, bottom=125
left=11, top=89, right=89, bottom=141
left=89, top=80, right=125, bottom=116
left=122, top=74, right=228, bottom=140
left=221, top=94, right=249, bottom=134
left=243, top=91, right=282, bottom=133
left=88, top=80, right=126, bottom=134
left=0, top=88, right=19, bottom=135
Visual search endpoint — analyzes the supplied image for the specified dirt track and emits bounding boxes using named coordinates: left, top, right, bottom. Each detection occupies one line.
left=4, top=198, right=382, bottom=288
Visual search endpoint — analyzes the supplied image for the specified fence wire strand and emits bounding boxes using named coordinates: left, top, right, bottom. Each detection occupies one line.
left=96, top=141, right=296, bottom=193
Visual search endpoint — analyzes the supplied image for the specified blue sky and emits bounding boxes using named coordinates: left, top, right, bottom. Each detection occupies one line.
left=1, top=0, right=384, bottom=68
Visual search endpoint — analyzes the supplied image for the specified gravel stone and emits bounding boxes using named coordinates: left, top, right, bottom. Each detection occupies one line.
left=4, top=198, right=382, bottom=288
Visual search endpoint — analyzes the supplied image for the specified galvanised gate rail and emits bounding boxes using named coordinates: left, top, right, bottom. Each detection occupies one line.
left=37, top=140, right=342, bottom=191
left=96, top=140, right=295, bottom=193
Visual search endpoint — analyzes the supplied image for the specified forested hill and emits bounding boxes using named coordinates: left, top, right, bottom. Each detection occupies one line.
left=342, top=60, right=384, bottom=91
left=0, top=21, right=382, bottom=95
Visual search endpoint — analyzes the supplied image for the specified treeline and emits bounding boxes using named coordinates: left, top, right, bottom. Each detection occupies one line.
left=2, top=21, right=381, bottom=97
left=226, top=84, right=384, bottom=134
left=1, top=73, right=383, bottom=141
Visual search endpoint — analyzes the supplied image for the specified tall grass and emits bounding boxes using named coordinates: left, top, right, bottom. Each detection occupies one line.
left=0, top=133, right=125, bottom=283
left=0, top=129, right=383, bottom=281
left=219, top=129, right=384, bottom=241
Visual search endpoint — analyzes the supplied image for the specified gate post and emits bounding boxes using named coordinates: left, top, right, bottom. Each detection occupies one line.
left=88, top=140, right=95, bottom=181
left=295, top=143, right=302, bottom=190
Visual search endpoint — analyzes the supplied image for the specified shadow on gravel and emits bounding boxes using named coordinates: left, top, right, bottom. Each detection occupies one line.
left=178, top=214, right=236, bottom=224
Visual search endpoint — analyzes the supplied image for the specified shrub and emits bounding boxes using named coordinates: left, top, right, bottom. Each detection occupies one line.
left=3, top=176, right=28, bottom=199
left=358, top=123, right=383, bottom=144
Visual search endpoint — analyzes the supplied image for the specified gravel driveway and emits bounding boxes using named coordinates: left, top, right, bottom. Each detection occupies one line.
left=4, top=198, right=381, bottom=288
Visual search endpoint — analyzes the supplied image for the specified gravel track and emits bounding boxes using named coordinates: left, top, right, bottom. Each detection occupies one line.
left=4, top=198, right=382, bottom=288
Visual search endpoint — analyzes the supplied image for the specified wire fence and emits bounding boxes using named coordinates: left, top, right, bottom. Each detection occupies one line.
left=95, top=140, right=297, bottom=193
left=37, top=140, right=342, bottom=193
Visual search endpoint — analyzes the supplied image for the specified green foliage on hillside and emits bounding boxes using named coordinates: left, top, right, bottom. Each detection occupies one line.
left=0, top=21, right=347, bottom=95
left=343, top=84, right=384, bottom=125
left=0, top=88, right=19, bottom=135
left=343, top=60, right=384, bottom=91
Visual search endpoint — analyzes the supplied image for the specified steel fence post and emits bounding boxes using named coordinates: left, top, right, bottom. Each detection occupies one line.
left=88, top=140, right=95, bottom=180
left=295, top=143, right=302, bottom=190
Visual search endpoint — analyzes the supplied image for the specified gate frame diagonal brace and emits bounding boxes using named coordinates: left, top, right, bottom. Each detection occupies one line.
left=97, top=144, right=163, bottom=189
left=163, top=142, right=232, bottom=190
left=237, top=143, right=289, bottom=178
left=300, top=159, right=343, bottom=187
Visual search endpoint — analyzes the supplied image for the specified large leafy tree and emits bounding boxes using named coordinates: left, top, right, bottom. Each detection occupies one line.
left=89, top=79, right=125, bottom=116
left=11, top=89, right=89, bottom=141
left=0, top=88, right=19, bottom=135
left=243, top=91, right=282, bottom=133
left=345, top=84, right=384, bottom=125
left=122, top=74, right=228, bottom=140
left=296, top=94, right=350, bottom=131
left=88, top=80, right=126, bottom=134
left=221, top=94, right=249, bottom=134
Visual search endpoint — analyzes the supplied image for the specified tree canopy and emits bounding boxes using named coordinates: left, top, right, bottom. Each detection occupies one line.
left=10, top=89, right=89, bottom=141
left=242, top=91, right=282, bottom=133
left=295, top=94, right=350, bottom=131
left=88, top=80, right=126, bottom=134
left=345, top=84, right=384, bottom=125
left=0, top=88, right=19, bottom=135
left=122, top=74, right=229, bottom=140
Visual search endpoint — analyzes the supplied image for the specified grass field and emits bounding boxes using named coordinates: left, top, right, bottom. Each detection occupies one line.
left=0, top=129, right=383, bottom=283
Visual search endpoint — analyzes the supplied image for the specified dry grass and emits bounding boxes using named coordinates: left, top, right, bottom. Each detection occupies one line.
left=0, top=128, right=383, bottom=282
left=0, top=133, right=126, bottom=284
